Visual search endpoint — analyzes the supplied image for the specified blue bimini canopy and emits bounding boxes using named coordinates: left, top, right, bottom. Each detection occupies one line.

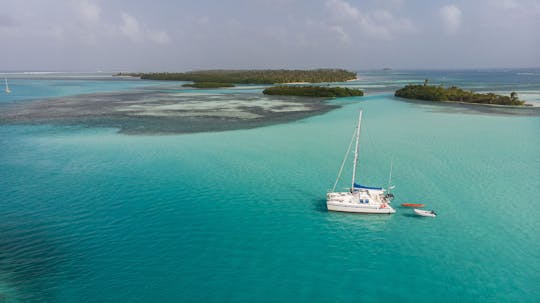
left=354, top=183, right=383, bottom=190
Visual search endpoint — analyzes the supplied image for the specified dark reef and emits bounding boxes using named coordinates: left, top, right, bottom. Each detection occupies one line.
left=0, top=88, right=339, bottom=135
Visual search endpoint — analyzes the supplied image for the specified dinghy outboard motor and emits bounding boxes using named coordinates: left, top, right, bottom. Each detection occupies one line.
left=385, top=193, right=394, bottom=200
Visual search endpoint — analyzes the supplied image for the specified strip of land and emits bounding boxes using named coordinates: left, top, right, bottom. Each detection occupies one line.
left=395, top=83, right=526, bottom=106
left=182, top=82, right=235, bottom=88
left=263, top=86, right=364, bottom=97
left=117, top=69, right=357, bottom=84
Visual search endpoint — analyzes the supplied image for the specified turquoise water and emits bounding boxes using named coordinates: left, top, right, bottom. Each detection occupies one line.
left=0, top=76, right=168, bottom=104
left=0, top=71, right=539, bottom=302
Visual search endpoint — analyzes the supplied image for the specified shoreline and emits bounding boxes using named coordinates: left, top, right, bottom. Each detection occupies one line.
left=358, top=91, right=539, bottom=108
left=281, top=82, right=310, bottom=85
left=282, top=77, right=359, bottom=85
left=394, top=96, right=537, bottom=108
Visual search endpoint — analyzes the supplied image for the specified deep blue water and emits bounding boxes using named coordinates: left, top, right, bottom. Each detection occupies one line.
left=0, top=70, right=539, bottom=302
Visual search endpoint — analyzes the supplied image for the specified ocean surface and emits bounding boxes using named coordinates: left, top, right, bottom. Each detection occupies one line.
left=0, top=70, right=539, bottom=302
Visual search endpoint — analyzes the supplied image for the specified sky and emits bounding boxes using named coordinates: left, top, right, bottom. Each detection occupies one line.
left=0, top=0, right=539, bottom=71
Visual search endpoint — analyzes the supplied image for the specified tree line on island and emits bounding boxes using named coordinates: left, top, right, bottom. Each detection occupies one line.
left=395, top=80, right=525, bottom=106
left=116, top=70, right=527, bottom=106
left=182, top=82, right=235, bottom=88
left=263, top=86, right=363, bottom=97
left=119, top=69, right=357, bottom=84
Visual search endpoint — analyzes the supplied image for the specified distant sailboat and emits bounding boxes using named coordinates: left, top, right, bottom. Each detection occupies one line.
left=4, top=77, right=11, bottom=94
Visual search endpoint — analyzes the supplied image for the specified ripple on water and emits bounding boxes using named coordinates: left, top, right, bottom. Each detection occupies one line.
left=0, top=216, right=75, bottom=302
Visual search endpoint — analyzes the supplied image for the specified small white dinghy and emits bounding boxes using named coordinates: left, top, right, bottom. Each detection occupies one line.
left=414, top=209, right=437, bottom=217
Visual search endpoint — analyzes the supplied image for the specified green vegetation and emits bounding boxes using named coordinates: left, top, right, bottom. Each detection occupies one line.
left=115, top=72, right=143, bottom=77
left=182, top=82, right=235, bottom=88
left=395, top=83, right=525, bottom=106
left=135, top=69, right=357, bottom=84
left=263, top=86, right=364, bottom=98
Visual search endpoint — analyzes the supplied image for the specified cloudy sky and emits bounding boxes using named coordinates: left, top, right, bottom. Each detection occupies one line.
left=1, top=0, right=539, bottom=71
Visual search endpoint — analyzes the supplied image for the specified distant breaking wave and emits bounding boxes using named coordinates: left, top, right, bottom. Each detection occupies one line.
left=0, top=71, right=92, bottom=74
left=0, top=71, right=116, bottom=79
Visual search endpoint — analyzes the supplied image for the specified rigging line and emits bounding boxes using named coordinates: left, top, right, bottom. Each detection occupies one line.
left=361, top=114, right=392, bottom=183
left=332, top=123, right=357, bottom=192
left=362, top=115, right=374, bottom=155
left=360, top=114, right=374, bottom=183
left=387, top=154, right=394, bottom=192
left=363, top=116, right=395, bottom=189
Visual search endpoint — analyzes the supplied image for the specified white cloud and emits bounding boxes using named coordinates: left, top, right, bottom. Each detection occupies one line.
left=439, top=4, right=462, bottom=34
left=329, top=25, right=351, bottom=44
left=483, top=0, right=540, bottom=27
left=326, top=0, right=360, bottom=20
left=119, top=12, right=170, bottom=44
left=198, top=16, right=210, bottom=25
left=73, top=0, right=101, bottom=24
left=324, top=0, right=415, bottom=40
left=499, top=0, right=520, bottom=9
left=119, top=12, right=143, bottom=42
left=2, top=0, right=537, bottom=70
left=148, top=30, right=170, bottom=44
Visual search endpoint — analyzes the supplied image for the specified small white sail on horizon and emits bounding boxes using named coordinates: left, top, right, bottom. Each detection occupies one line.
left=326, top=110, right=396, bottom=214
left=4, top=77, right=11, bottom=94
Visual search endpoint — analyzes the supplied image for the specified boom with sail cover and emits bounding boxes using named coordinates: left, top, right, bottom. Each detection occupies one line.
left=353, top=183, right=383, bottom=190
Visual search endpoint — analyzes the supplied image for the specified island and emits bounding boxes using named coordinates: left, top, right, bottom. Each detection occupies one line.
left=263, top=86, right=364, bottom=97
left=182, top=82, right=235, bottom=88
left=130, top=69, right=357, bottom=84
left=395, top=81, right=525, bottom=106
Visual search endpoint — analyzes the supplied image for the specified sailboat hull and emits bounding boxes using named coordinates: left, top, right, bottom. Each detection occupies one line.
left=326, top=192, right=396, bottom=214
left=327, top=202, right=396, bottom=214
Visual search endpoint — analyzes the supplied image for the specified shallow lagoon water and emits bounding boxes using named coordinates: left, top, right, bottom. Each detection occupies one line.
left=0, top=80, right=334, bottom=134
left=0, top=71, right=539, bottom=302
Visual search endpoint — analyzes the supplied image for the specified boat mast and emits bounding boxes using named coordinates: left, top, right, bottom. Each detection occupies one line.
left=351, top=111, right=363, bottom=189
left=387, top=157, right=393, bottom=193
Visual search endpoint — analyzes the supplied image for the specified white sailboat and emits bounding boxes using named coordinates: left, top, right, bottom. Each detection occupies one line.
left=4, top=77, right=11, bottom=94
left=326, top=111, right=396, bottom=214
